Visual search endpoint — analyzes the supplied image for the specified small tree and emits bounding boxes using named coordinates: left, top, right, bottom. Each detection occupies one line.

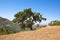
left=13, top=8, right=46, bottom=30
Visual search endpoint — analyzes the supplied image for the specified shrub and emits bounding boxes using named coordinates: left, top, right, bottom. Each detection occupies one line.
left=0, top=26, right=21, bottom=35
left=48, top=20, right=60, bottom=26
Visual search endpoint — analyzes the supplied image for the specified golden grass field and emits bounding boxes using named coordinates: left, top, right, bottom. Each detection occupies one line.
left=0, top=26, right=60, bottom=40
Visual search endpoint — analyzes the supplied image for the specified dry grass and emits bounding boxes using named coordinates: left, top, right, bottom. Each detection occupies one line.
left=0, top=26, right=60, bottom=40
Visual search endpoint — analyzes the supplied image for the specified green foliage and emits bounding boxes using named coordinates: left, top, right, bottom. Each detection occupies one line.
left=13, top=8, right=46, bottom=30
left=0, top=27, right=10, bottom=35
left=48, top=20, right=60, bottom=26
left=0, top=26, right=21, bottom=35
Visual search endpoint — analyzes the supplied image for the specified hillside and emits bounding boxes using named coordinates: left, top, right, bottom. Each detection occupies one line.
left=0, top=17, right=19, bottom=28
left=0, top=26, right=60, bottom=40
left=0, top=17, right=21, bottom=34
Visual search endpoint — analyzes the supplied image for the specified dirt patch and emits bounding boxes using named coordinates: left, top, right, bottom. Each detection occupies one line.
left=0, top=26, right=60, bottom=40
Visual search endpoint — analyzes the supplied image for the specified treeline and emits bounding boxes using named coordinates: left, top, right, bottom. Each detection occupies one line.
left=48, top=20, right=60, bottom=26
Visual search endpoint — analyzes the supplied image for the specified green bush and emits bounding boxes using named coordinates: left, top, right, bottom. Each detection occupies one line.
left=48, top=20, right=60, bottom=26
left=0, top=27, right=7, bottom=35
left=0, top=26, right=21, bottom=35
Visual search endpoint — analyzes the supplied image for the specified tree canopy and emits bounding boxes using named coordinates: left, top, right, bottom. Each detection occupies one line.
left=13, top=8, right=46, bottom=30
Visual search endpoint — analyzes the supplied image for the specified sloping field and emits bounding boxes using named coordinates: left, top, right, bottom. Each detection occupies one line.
left=0, top=26, right=60, bottom=40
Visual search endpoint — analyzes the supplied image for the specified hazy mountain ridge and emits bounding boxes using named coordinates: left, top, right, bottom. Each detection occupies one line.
left=0, top=17, right=21, bottom=33
left=0, top=17, right=18, bottom=27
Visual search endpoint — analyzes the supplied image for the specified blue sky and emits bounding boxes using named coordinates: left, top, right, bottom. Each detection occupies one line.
left=0, top=0, right=60, bottom=24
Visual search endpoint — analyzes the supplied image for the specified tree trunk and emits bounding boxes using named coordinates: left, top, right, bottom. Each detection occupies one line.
left=30, top=26, right=33, bottom=30
left=29, top=24, right=33, bottom=30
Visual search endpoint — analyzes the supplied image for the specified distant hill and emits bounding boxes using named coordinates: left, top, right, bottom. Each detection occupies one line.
left=0, top=17, right=20, bottom=33
left=0, top=17, right=18, bottom=27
